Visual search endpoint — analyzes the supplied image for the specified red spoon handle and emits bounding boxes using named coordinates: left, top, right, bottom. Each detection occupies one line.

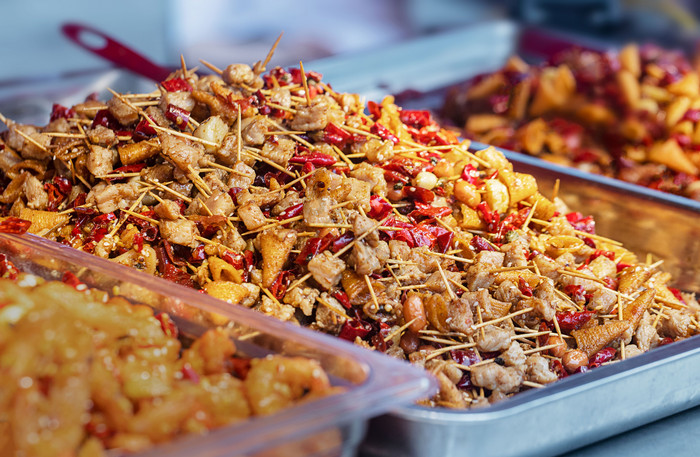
left=62, top=23, right=171, bottom=82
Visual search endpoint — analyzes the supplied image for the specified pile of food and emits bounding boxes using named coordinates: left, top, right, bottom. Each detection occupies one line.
left=441, top=43, right=700, bottom=200
left=0, top=55, right=698, bottom=410
left=0, top=260, right=335, bottom=456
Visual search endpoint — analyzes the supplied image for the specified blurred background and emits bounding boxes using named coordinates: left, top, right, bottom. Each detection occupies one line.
left=2, top=0, right=700, bottom=82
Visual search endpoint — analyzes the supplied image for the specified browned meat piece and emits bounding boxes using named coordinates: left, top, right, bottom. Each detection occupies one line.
left=159, top=132, right=204, bottom=171
left=350, top=241, right=381, bottom=276
left=260, top=137, right=296, bottom=166
left=660, top=309, right=692, bottom=339
left=353, top=138, right=395, bottom=163
left=159, top=219, right=199, bottom=248
left=618, top=266, right=653, bottom=294
left=241, top=116, right=268, bottom=146
left=226, top=162, right=256, bottom=189
left=290, top=95, right=341, bottom=131
left=88, top=181, right=141, bottom=214
left=430, top=369, right=468, bottom=409
left=5, top=124, right=37, bottom=152
left=259, top=229, right=297, bottom=288
left=303, top=196, right=334, bottom=225
left=572, top=320, right=630, bottom=357
left=341, top=177, right=371, bottom=210
left=533, top=253, right=560, bottom=281
left=500, top=341, right=526, bottom=368
left=444, top=295, right=473, bottom=334
left=22, top=174, right=48, bottom=210
left=214, top=134, right=240, bottom=165
left=501, top=236, right=530, bottom=267
left=470, top=364, right=523, bottom=394
left=202, top=189, right=235, bottom=216
left=0, top=144, right=22, bottom=177
left=351, top=213, right=380, bottom=246
left=388, top=240, right=411, bottom=261
left=154, top=199, right=182, bottom=220
left=269, top=87, right=292, bottom=109
left=272, top=191, right=303, bottom=216
left=425, top=270, right=461, bottom=295
left=307, top=251, right=345, bottom=290
left=107, top=95, right=139, bottom=125
left=86, top=145, right=115, bottom=177
left=314, top=300, right=346, bottom=333
left=524, top=354, right=558, bottom=384
left=237, top=202, right=267, bottom=230
left=257, top=295, right=295, bottom=322
left=475, top=325, right=512, bottom=352
left=635, top=311, right=660, bottom=351
left=494, top=279, right=522, bottom=305
left=524, top=296, right=555, bottom=322
left=283, top=286, right=319, bottom=316
left=349, top=162, right=388, bottom=196
left=466, top=263, right=497, bottom=291
left=222, top=63, right=256, bottom=86
left=587, top=287, right=618, bottom=313
left=159, top=90, right=195, bottom=113
left=86, top=125, right=117, bottom=147
left=203, top=171, right=228, bottom=194
left=588, top=255, right=617, bottom=279
left=544, top=216, right=576, bottom=236
left=618, top=163, right=666, bottom=186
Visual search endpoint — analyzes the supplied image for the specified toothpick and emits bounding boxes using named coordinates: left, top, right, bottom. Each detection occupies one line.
left=200, top=59, right=223, bottom=75
left=255, top=31, right=284, bottom=75
left=436, top=262, right=456, bottom=300
left=364, top=275, right=380, bottom=312
left=120, top=208, right=158, bottom=224
left=552, top=179, right=560, bottom=201
left=471, top=307, right=535, bottom=330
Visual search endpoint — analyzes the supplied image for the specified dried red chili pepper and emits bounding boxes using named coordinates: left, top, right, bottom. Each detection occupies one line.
left=0, top=217, right=32, bottom=234
left=278, top=202, right=304, bottom=221
left=399, top=109, right=432, bottom=129
left=161, top=263, right=195, bottom=288
left=668, top=287, right=686, bottom=304
left=91, top=109, right=122, bottom=130
left=289, top=152, right=336, bottom=167
left=370, top=122, right=399, bottom=144
left=368, top=195, right=393, bottom=220
left=296, top=233, right=335, bottom=264
left=338, top=318, right=372, bottom=341
left=450, top=348, right=480, bottom=366
left=471, top=235, right=496, bottom=252
left=165, top=104, right=190, bottom=130
left=161, top=77, right=192, bottom=92
left=551, top=359, right=569, bottom=379
left=556, top=310, right=595, bottom=332
left=44, top=182, right=65, bottom=211
left=408, top=204, right=452, bottom=222
left=404, top=186, right=435, bottom=204
left=332, top=290, right=352, bottom=309
left=436, top=231, right=454, bottom=254
left=323, top=122, right=352, bottom=147
left=565, top=212, right=595, bottom=234
left=518, top=277, right=533, bottom=297
left=616, top=262, right=633, bottom=273
left=461, top=164, right=482, bottom=186
left=50, top=103, right=76, bottom=121
left=367, top=100, right=382, bottom=119
left=476, top=201, right=501, bottom=233
left=134, top=118, right=157, bottom=137
left=270, top=270, right=293, bottom=299
left=589, top=347, right=616, bottom=367
left=62, top=271, right=85, bottom=289
left=180, top=363, right=200, bottom=384
left=331, top=232, right=355, bottom=253
left=659, top=337, right=674, bottom=346
left=230, top=357, right=252, bottom=379
left=587, top=249, right=616, bottom=264
left=156, top=312, right=179, bottom=338
left=53, top=176, right=72, bottom=195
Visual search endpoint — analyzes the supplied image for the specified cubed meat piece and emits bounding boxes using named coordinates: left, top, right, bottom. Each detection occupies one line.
left=22, top=175, right=48, bottom=210
left=635, top=311, right=660, bottom=351
left=475, top=325, right=512, bottom=352
left=351, top=213, right=379, bottom=246
left=470, top=364, right=523, bottom=394
left=242, top=116, right=268, bottom=146
left=494, top=279, right=522, bottom=305
left=271, top=191, right=302, bottom=216
left=425, top=270, right=461, bottom=295
left=500, top=341, right=526, bottom=368
left=524, top=354, right=558, bottom=384
left=86, top=145, right=115, bottom=177
left=349, top=161, right=388, bottom=196
left=587, top=287, right=617, bottom=313
left=260, top=137, right=296, bottom=166
left=86, top=125, right=117, bottom=146
left=237, top=202, right=267, bottom=230
left=447, top=296, right=474, bottom=335
left=222, top=63, right=256, bottom=86
left=303, top=195, right=334, bottom=225
left=159, top=90, right=195, bottom=113
left=502, top=236, right=529, bottom=267
left=290, top=100, right=330, bottom=131
left=159, top=132, right=204, bottom=171
left=533, top=253, right=561, bottom=281
left=227, top=161, right=256, bottom=189
left=660, top=309, right=692, bottom=339
left=350, top=241, right=381, bottom=276
left=588, top=255, right=617, bottom=279
left=159, top=219, right=199, bottom=248
left=89, top=181, right=140, bottom=214
left=307, top=251, right=345, bottom=290
left=154, top=199, right=182, bottom=220
left=107, top=95, right=139, bottom=125
left=259, top=229, right=297, bottom=288
left=257, top=295, right=295, bottom=322
left=202, top=189, right=235, bottom=217
left=283, top=286, right=320, bottom=316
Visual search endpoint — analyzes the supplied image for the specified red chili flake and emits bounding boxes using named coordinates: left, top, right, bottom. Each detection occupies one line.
left=141, top=226, right=159, bottom=242
left=93, top=212, right=117, bottom=225
left=538, top=322, right=551, bottom=346
left=180, top=363, right=200, bottom=383
left=382, top=157, right=433, bottom=178
left=556, top=310, right=595, bottom=332
left=565, top=212, right=595, bottom=234
left=62, top=271, right=85, bottom=289
left=408, top=204, right=452, bottom=222
left=323, top=122, right=353, bottom=148
left=370, top=122, right=399, bottom=144
left=50, top=103, right=76, bottom=122
left=72, top=192, right=87, bottom=208
left=603, top=277, right=618, bottom=290
left=368, top=195, right=393, bottom=220
left=338, top=318, right=372, bottom=341
left=399, top=109, right=432, bottom=129
left=44, top=182, right=65, bottom=211
left=436, top=231, right=454, bottom=254
left=131, top=232, right=144, bottom=253
left=53, top=176, right=72, bottom=195
left=589, top=347, right=616, bottom=366
left=332, top=290, right=352, bottom=309
left=471, top=235, right=496, bottom=252
left=222, top=251, right=245, bottom=270
left=587, top=249, right=615, bottom=264
left=188, top=244, right=206, bottom=264
left=450, top=348, right=480, bottom=366
left=668, top=287, right=686, bottom=304
left=277, top=202, right=304, bottom=220
left=0, top=217, right=32, bottom=234
left=289, top=152, right=336, bottom=167
left=659, top=337, right=674, bottom=346
left=461, top=164, right=482, bottom=186
left=161, top=77, right=193, bottom=92
left=367, top=100, right=382, bottom=119
left=518, top=277, right=533, bottom=297
left=551, top=359, right=569, bottom=379
left=165, top=104, right=190, bottom=130
left=383, top=169, right=411, bottom=184
left=0, top=254, right=19, bottom=280
left=616, top=262, right=633, bottom=273
left=404, top=186, right=435, bottom=204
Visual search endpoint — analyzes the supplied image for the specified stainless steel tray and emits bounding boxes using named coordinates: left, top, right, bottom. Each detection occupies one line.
left=311, top=20, right=700, bottom=457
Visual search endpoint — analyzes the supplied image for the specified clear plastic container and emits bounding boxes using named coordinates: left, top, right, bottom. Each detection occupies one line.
left=0, top=232, right=435, bottom=457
